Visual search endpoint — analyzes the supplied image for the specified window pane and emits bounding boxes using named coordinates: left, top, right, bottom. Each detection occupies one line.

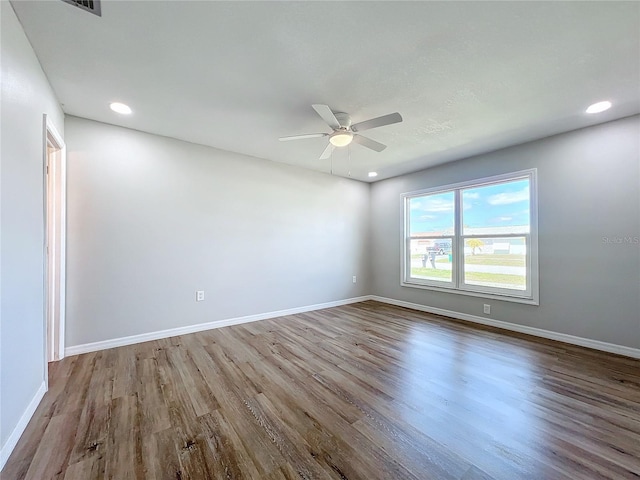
left=462, top=178, right=530, bottom=235
left=462, top=237, right=527, bottom=291
left=409, top=239, right=453, bottom=283
left=409, top=191, right=455, bottom=236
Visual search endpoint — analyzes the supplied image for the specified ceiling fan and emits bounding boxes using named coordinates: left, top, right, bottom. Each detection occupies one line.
left=279, top=104, right=403, bottom=160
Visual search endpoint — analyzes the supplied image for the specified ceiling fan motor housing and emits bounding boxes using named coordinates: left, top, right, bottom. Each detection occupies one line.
left=333, top=112, right=352, bottom=129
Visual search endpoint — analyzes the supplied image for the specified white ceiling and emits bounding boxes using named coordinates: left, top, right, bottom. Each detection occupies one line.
left=11, top=1, right=640, bottom=182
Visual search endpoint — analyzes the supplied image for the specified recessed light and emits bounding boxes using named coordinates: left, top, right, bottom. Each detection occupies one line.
left=110, top=102, right=132, bottom=115
left=585, top=101, right=611, bottom=114
left=368, top=172, right=378, bottom=178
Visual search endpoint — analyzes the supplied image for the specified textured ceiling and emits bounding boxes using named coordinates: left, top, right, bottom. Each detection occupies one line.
left=11, top=1, right=640, bottom=182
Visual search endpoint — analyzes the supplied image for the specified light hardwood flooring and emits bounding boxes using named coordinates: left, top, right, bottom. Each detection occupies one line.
left=3, top=301, right=639, bottom=479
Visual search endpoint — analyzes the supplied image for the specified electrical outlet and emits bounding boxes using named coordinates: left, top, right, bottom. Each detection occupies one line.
left=196, top=290, right=205, bottom=302
left=352, top=276, right=357, bottom=284
left=483, top=304, right=491, bottom=314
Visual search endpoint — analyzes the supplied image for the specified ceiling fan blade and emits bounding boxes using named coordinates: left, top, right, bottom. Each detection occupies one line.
left=319, top=142, right=335, bottom=160
left=312, top=104, right=342, bottom=130
left=279, top=133, right=328, bottom=142
left=351, top=112, right=403, bottom=132
left=352, top=134, right=387, bottom=152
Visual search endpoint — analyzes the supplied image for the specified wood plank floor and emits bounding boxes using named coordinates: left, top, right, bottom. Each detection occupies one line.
left=3, top=300, right=639, bottom=479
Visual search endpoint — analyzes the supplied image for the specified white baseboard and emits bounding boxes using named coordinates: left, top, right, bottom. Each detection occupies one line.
left=65, top=296, right=372, bottom=357
left=370, top=296, right=640, bottom=359
left=0, top=381, right=47, bottom=471
left=65, top=294, right=640, bottom=360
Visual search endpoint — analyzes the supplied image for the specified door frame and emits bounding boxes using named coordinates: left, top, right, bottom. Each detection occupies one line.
left=43, top=114, right=66, bottom=374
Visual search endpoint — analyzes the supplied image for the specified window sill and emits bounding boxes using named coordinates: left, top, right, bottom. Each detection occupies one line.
left=401, top=281, right=539, bottom=305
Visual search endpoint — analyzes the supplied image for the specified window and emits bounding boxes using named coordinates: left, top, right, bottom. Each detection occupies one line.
left=402, top=170, right=538, bottom=304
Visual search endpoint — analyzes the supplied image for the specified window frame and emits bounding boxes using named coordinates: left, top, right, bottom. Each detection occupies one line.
left=401, top=169, right=539, bottom=305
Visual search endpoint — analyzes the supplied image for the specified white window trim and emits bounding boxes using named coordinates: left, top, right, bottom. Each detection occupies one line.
left=401, top=169, right=539, bottom=305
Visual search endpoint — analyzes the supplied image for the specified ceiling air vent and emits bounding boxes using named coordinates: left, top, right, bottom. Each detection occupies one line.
left=61, top=0, right=102, bottom=17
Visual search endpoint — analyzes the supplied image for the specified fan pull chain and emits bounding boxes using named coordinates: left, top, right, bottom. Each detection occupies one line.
left=330, top=147, right=334, bottom=176
left=348, top=144, right=352, bottom=177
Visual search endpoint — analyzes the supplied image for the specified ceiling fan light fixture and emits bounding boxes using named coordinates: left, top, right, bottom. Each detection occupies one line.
left=329, top=131, right=353, bottom=147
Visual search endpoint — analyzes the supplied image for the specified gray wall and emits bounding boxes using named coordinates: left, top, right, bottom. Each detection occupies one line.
left=371, top=115, right=640, bottom=349
left=64, top=116, right=370, bottom=347
left=0, top=2, right=65, bottom=450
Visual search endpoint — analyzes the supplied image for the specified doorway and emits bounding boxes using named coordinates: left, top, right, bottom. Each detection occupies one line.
left=44, top=115, right=66, bottom=367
